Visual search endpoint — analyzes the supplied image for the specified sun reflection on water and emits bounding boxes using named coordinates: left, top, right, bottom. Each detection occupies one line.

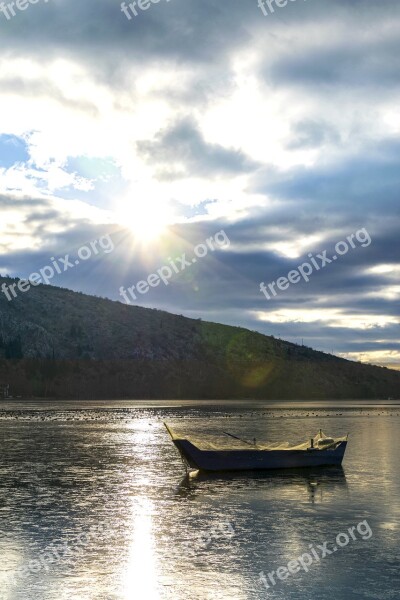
left=121, top=495, right=160, bottom=600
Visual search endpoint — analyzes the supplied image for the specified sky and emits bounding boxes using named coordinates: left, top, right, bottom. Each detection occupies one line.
left=0, top=0, right=399, bottom=369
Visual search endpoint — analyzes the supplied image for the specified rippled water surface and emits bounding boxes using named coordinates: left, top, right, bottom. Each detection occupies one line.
left=0, top=400, right=399, bottom=599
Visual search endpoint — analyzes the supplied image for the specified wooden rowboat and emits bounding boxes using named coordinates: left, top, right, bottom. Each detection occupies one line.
left=165, top=423, right=348, bottom=472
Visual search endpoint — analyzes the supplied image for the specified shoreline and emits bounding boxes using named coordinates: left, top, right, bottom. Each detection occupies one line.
left=0, top=398, right=399, bottom=410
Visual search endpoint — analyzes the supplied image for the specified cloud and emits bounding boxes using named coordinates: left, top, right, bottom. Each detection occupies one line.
left=137, top=117, right=259, bottom=180
left=268, top=28, right=400, bottom=92
left=251, top=138, right=400, bottom=213
left=287, top=120, right=342, bottom=150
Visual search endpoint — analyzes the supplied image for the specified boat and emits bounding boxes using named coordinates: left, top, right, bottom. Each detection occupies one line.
left=164, top=424, right=348, bottom=472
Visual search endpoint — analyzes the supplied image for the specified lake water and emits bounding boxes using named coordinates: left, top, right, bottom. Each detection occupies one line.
left=0, top=400, right=399, bottom=599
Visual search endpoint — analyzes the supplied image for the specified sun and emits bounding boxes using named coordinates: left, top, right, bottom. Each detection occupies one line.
left=115, top=199, right=173, bottom=243
left=126, top=208, right=168, bottom=242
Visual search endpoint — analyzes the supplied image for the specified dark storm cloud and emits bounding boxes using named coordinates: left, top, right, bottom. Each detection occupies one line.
left=267, top=32, right=400, bottom=91
left=251, top=138, right=400, bottom=215
left=287, top=120, right=342, bottom=150
left=0, top=195, right=47, bottom=209
left=24, top=210, right=62, bottom=224
left=0, top=0, right=254, bottom=76
left=0, top=194, right=113, bottom=261
left=344, top=340, right=400, bottom=353
left=137, top=118, right=259, bottom=179
left=0, top=0, right=397, bottom=86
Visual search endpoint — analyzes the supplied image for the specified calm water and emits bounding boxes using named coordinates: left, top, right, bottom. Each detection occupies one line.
left=0, top=400, right=399, bottom=599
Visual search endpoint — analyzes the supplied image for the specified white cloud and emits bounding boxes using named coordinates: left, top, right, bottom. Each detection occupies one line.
left=254, top=309, right=399, bottom=330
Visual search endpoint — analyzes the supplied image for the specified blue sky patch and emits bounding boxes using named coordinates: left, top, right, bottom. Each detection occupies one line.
left=0, top=134, right=30, bottom=168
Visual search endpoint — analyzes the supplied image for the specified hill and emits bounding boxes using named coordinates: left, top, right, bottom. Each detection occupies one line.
left=0, top=276, right=399, bottom=399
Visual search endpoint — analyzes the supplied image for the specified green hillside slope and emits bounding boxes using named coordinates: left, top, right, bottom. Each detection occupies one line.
left=0, top=277, right=399, bottom=400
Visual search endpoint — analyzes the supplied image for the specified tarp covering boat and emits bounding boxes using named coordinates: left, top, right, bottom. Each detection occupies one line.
left=165, top=425, right=346, bottom=451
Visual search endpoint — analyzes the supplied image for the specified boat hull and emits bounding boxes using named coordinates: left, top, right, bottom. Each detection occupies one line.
left=171, top=438, right=347, bottom=472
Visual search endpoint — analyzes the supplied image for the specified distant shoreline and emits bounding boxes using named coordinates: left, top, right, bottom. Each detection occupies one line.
left=1, top=398, right=399, bottom=410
